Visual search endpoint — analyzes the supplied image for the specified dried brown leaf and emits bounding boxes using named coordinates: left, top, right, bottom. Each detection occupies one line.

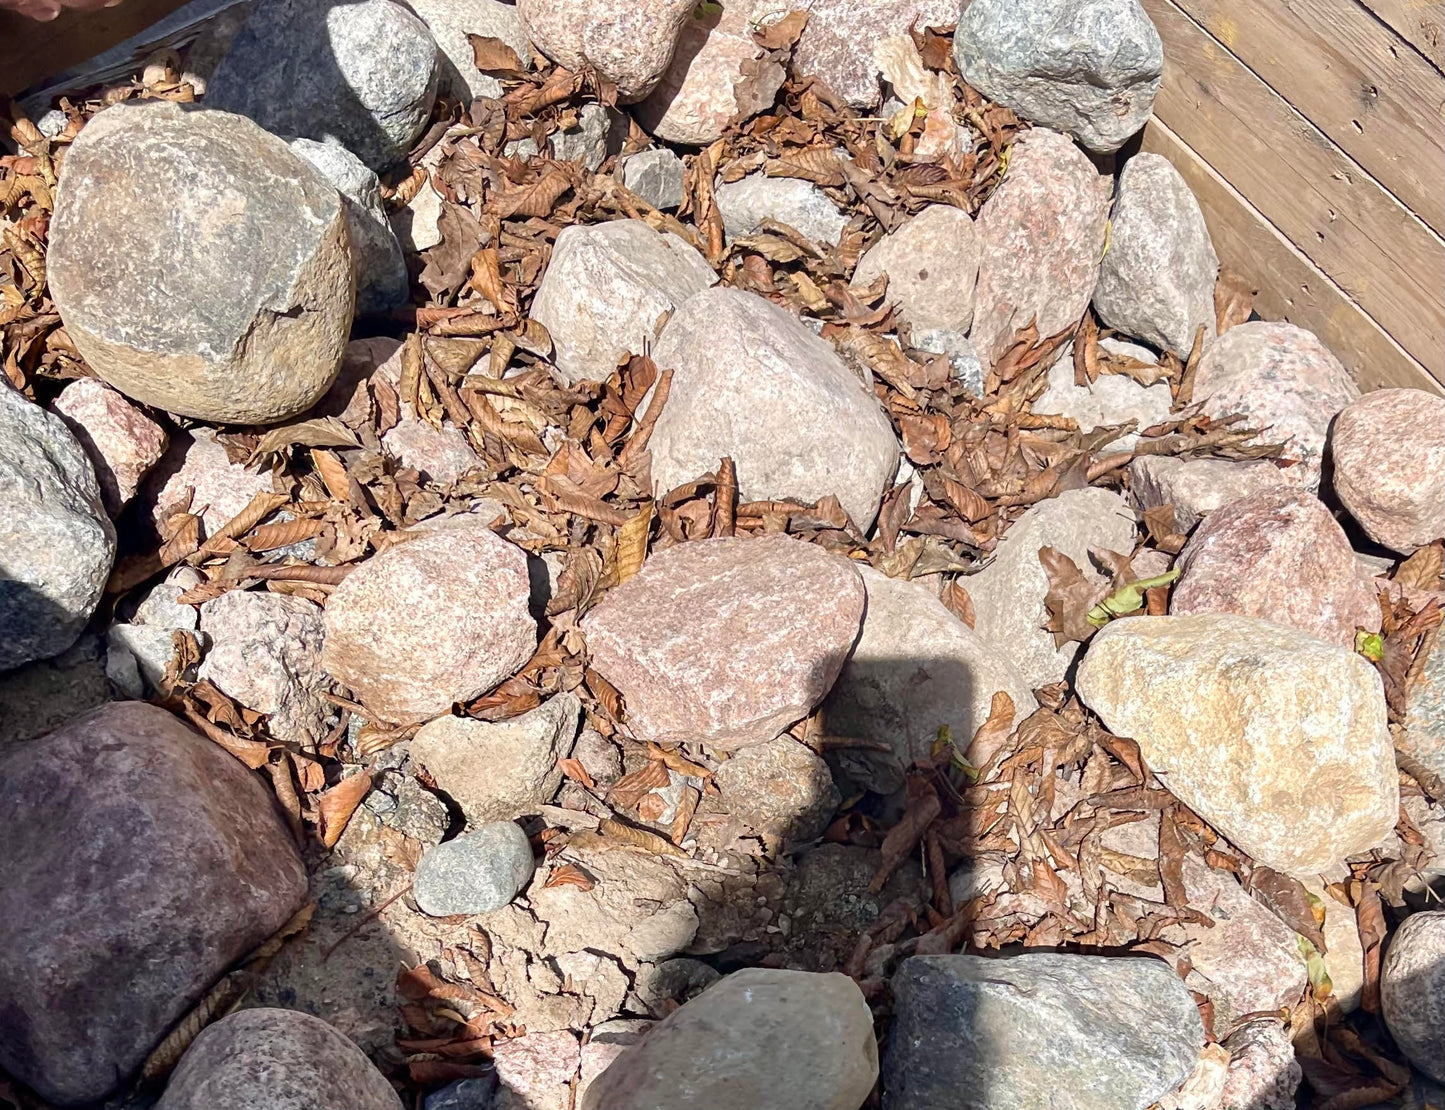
left=251, top=416, right=360, bottom=461
left=614, top=502, right=653, bottom=585
left=870, top=774, right=941, bottom=893
left=318, top=771, right=373, bottom=849
left=468, top=33, right=527, bottom=75
left=753, top=9, right=808, bottom=49
left=1040, top=546, right=1106, bottom=647
left=964, top=690, right=1015, bottom=768
left=543, top=862, right=595, bottom=890
left=940, top=581, right=975, bottom=628
left=596, top=817, right=688, bottom=857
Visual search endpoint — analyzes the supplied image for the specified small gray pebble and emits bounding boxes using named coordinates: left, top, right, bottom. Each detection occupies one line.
left=413, top=821, right=535, bottom=916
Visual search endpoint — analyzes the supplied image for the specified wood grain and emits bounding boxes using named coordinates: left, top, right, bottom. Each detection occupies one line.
left=1143, top=118, right=1441, bottom=394
left=1355, top=0, right=1445, bottom=71
left=1173, top=0, right=1445, bottom=233
left=1141, top=0, right=1445, bottom=377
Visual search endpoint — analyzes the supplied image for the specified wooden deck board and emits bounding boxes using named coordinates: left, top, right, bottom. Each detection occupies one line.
left=1142, top=119, right=1441, bottom=393
left=1355, top=0, right=1445, bottom=71
left=1141, top=0, right=1445, bottom=377
left=1172, top=0, right=1445, bottom=234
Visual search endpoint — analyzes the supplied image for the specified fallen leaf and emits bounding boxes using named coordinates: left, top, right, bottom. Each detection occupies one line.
left=556, top=757, right=595, bottom=790
left=614, top=502, right=653, bottom=585
left=963, top=690, right=1015, bottom=769
left=940, top=581, right=975, bottom=628
left=870, top=774, right=941, bottom=892
left=251, top=416, right=360, bottom=462
left=468, top=33, right=528, bottom=76
left=420, top=204, right=489, bottom=298
left=543, top=863, right=595, bottom=890
left=753, top=9, right=808, bottom=49
left=1039, top=547, right=1106, bottom=646
left=318, top=771, right=373, bottom=849
left=1250, top=865, right=1327, bottom=953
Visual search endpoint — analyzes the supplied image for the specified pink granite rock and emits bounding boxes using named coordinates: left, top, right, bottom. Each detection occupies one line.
left=321, top=521, right=536, bottom=723
left=199, top=589, right=334, bottom=746
left=1128, top=454, right=1288, bottom=534
left=1192, top=321, right=1358, bottom=490
left=635, top=0, right=787, bottom=145
left=1170, top=486, right=1380, bottom=647
left=853, top=204, right=980, bottom=335
left=51, top=377, right=168, bottom=514
left=1330, top=388, right=1445, bottom=555
left=696, top=735, right=841, bottom=851
left=1220, top=1021, right=1301, bottom=1110
left=143, top=426, right=275, bottom=539
left=0, top=702, right=307, bottom=1105
left=971, top=128, right=1111, bottom=365
left=517, top=0, right=694, bottom=102
left=790, top=0, right=959, bottom=107
left=582, top=536, right=864, bottom=748
left=156, top=1008, right=401, bottom=1110
left=1181, top=857, right=1307, bottom=1027
left=493, top=1030, right=582, bottom=1110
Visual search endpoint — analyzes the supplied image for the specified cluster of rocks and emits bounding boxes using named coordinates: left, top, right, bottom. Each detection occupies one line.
left=3, top=0, right=1445, bottom=1109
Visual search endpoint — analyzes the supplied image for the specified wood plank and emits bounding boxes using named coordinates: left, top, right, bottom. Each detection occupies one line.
left=1142, top=118, right=1441, bottom=394
left=1173, top=0, right=1445, bottom=234
left=1355, top=0, right=1445, bottom=71
left=0, top=0, right=192, bottom=98
left=1141, top=0, right=1445, bottom=377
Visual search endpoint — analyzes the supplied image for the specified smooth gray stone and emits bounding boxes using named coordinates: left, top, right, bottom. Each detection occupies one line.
left=954, top=0, right=1163, bottom=153
left=207, top=0, right=439, bottom=172
left=424, top=1076, right=498, bottom=1110
left=414, top=822, right=536, bottom=916
left=1381, top=910, right=1445, bottom=1083
left=0, top=383, right=115, bottom=671
left=290, top=137, right=409, bottom=314
left=622, top=147, right=685, bottom=210
left=884, top=953, right=1203, bottom=1110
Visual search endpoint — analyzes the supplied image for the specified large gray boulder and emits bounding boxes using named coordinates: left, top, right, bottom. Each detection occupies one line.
left=289, top=137, right=408, bottom=315
left=48, top=101, right=353, bottom=425
left=649, top=287, right=900, bottom=528
left=207, top=0, right=439, bottom=172
left=884, top=953, right=1202, bottom=1110
left=157, top=1008, right=402, bottom=1110
left=0, top=383, right=115, bottom=671
left=954, top=0, right=1164, bottom=153
left=1094, top=153, right=1219, bottom=359
left=583, top=968, right=877, bottom=1110
left=0, top=703, right=308, bottom=1105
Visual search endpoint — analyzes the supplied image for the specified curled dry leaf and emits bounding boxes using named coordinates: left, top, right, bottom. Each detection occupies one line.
left=940, top=580, right=975, bottom=628
left=250, top=416, right=360, bottom=462
left=556, top=756, right=595, bottom=790
left=318, top=770, right=374, bottom=849
left=870, top=774, right=941, bottom=893
left=1040, top=546, right=1106, bottom=647
left=594, top=817, right=688, bottom=858
left=543, top=862, right=595, bottom=891
left=963, top=690, right=1015, bottom=769
left=753, top=9, right=809, bottom=50
left=613, top=502, right=653, bottom=585
left=468, top=33, right=528, bottom=76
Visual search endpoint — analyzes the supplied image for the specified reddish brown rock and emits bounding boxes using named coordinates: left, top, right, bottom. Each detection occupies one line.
left=51, top=377, right=168, bottom=514
left=1170, top=486, right=1379, bottom=647
left=582, top=536, right=864, bottom=748
left=321, top=521, right=536, bottom=723
left=790, top=0, right=959, bottom=107
left=0, top=702, right=307, bottom=1106
left=971, top=128, right=1111, bottom=365
left=1193, top=321, right=1357, bottom=490
left=156, top=1008, right=401, bottom=1110
left=1331, top=388, right=1445, bottom=555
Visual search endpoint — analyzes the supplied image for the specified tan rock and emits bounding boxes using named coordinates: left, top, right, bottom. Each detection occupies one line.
left=1330, top=388, right=1445, bottom=554
left=410, top=694, right=580, bottom=822
left=494, top=1030, right=582, bottom=1110
left=582, top=535, right=864, bottom=748
left=51, top=378, right=168, bottom=514
left=1128, top=455, right=1288, bottom=534
left=635, top=0, right=787, bottom=145
left=321, top=522, right=536, bottom=723
left=1170, top=487, right=1380, bottom=648
left=1076, top=614, right=1399, bottom=876
left=530, top=220, right=716, bottom=385
left=971, top=128, right=1110, bottom=365
left=582, top=968, right=877, bottom=1110
left=853, top=204, right=979, bottom=335
left=1220, top=1021, right=1300, bottom=1110
left=697, top=736, right=840, bottom=851
left=517, top=0, right=694, bottom=102
left=1192, top=321, right=1358, bottom=491
left=49, top=101, right=353, bottom=425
